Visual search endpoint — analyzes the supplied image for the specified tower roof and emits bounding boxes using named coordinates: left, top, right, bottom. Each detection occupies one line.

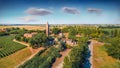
left=46, top=21, right=48, bottom=24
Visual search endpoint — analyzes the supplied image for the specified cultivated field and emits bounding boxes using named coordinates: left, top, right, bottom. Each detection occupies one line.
left=0, top=35, right=32, bottom=68
left=0, top=35, right=44, bottom=68
left=0, top=47, right=32, bottom=68
left=0, top=35, right=26, bottom=58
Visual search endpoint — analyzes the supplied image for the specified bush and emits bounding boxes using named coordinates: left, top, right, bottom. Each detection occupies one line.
left=0, top=32, right=9, bottom=36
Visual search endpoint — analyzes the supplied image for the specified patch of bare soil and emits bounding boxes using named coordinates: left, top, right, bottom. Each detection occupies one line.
left=52, top=49, right=71, bottom=68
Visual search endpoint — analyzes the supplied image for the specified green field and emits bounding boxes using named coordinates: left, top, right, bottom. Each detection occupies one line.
left=93, top=42, right=120, bottom=68
left=101, top=28, right=120, bottom=34
left=0, top=35, right=26, bottom=58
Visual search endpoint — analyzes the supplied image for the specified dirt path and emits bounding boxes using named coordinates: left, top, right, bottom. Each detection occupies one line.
left=52, top=49, right=71, bottom=68
left=89, top=40, right=94, bottom=68
left=13, top=39, right=44, bottom=68
left=13, top=39, right=30, bottom=46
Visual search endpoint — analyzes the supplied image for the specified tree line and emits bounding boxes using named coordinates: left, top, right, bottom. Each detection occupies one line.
left=63, top=37, right=89, bottom=68
left=19, top=46, right=61, bottom=68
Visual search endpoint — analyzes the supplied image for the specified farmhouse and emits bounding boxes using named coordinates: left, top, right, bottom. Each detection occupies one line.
left=24, top=32, right=37, bottom=38
left=59, top=33, right=63, bottom=38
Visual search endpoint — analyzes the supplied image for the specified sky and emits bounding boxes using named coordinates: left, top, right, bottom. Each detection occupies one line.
left=0, top=0, right=120, bottom=24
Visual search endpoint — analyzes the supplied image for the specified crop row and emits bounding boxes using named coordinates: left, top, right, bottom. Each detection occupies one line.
left=0, top=35, right=26, bottom=58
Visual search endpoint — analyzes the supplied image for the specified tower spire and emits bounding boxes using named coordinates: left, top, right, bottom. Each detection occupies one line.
left=46, top=22, right=49, bottom=36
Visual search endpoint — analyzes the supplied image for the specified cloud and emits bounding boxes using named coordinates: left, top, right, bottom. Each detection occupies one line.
left=87, top=8, right=102, bottom=14
left=62, top=7, right=80, bottom=14
left=18, top=16, right=38, bottom=22
left=25, top=7, right=53, bottom=16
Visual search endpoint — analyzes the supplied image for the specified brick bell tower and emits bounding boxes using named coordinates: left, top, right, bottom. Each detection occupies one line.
left=46, top=22, right=49, bottom=36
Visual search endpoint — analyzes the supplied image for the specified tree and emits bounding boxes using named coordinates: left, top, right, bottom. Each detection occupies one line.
left=0, top=32, right=9, bottom=36
left=78, top=37, right=88, bottom=45
left=58, top=41, right=67, bottom=51
left=29, top=33, right=47, bottom=48
left=63, top=37, right=88, bottom=68
left=52, top=27, right=61, bottom=35
left=15, top=34, right=22, bottom=41
left=63, top=57, right=72, bottom=68
left=68, top=28, right=77, bottom=40
left=61, top=27, right=69, bottom=33
left=22, top=37, right=29, bottom=42
left=105, top=37, right=120, bottom=59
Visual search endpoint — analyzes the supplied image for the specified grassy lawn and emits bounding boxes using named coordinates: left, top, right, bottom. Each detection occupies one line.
left=0, top=47, right=32, bottom=68
left=93, top=42, right=120, bottom=68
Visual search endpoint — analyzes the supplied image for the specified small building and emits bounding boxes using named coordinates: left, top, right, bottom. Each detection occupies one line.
left=62, top=38, right=77, bottom=46
left=76, top=34, right=81, bottom=37
left=59, top=33, right=63, bottom=38
left=24, top=32, right=37, bottom=38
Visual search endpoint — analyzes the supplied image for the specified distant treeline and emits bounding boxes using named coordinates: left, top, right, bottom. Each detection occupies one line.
left=0, top=27, right=44, bottom=36
left=1, top=24, right=120, bottom=27
left=99, top=26, right=120, bottom=28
